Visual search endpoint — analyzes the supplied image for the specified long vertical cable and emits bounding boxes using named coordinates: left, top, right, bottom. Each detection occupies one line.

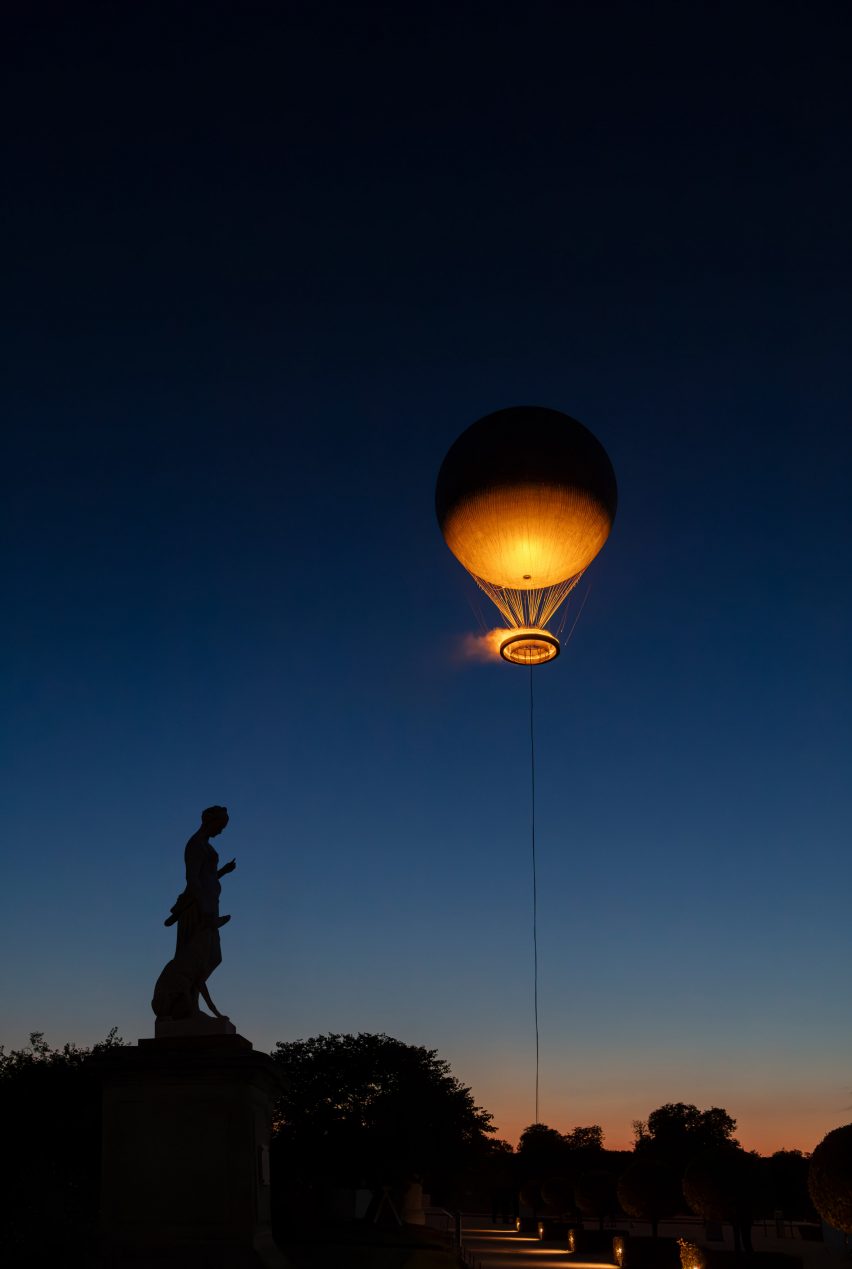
left=529, top=665, right=540, bottom=1124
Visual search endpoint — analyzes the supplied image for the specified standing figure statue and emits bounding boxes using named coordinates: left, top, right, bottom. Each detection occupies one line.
left=152, top=805, right=237, bottom=1027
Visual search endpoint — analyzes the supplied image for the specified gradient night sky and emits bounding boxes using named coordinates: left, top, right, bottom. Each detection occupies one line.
left=3, top=4, right=852, bottom=1154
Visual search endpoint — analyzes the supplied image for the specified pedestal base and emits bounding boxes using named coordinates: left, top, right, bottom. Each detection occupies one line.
left=92, top=1037, right=289, bottom=1268
left=154, top=1014, right=237, bottom=1039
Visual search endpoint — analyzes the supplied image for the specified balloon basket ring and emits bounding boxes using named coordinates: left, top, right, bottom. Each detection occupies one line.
left=499, top=628, right=560, bottom=666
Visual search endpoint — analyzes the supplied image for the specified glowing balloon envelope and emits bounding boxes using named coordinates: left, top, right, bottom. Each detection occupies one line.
left=436, top=406, right=617, bottom=664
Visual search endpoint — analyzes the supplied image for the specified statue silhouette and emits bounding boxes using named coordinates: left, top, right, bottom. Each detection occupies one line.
left=152, top=805, right=236, bottom=1023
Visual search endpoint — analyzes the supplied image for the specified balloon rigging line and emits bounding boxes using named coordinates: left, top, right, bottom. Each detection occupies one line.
left=473, top=571, right=583, bottom=630
left=529, top=664, right=540, bottom=1125
left=558, top=581, right=592, bottom=641
left=466, top=573, right=589, bottom=1129
left=466, top=589, right=490, bottom=633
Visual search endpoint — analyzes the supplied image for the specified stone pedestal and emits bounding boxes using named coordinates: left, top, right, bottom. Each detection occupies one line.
left=154, top=1015, right=237, bottom=1039
left=92, top=1035, right=289, bottom=1268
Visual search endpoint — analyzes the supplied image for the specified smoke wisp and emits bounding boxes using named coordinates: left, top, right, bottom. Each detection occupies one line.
left=456, top=628, right=509, bottom=663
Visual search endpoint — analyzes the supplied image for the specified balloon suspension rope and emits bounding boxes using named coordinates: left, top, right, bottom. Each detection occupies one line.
left=529, top=665, right=540, bottom=1124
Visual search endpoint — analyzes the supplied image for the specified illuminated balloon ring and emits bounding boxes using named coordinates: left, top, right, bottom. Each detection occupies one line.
left=498, top=628, right=560, bottom=666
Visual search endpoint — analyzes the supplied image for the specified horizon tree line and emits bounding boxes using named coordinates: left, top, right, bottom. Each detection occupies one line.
left=1, top=1029, right=848, bottom=1260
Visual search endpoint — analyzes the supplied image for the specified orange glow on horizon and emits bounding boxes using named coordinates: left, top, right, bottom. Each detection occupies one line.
left=463, top=1047, right=844, bottom=1158
left=487, top=1099, right=835, bottom=1158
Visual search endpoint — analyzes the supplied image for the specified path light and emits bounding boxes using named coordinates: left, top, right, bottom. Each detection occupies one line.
left=613, top=1235, right=626, bottom=1266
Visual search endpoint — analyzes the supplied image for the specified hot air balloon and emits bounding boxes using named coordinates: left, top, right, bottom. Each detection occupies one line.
left=435, top=406, right=617, bottom=664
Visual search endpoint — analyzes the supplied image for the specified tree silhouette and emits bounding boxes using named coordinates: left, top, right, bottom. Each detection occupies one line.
left=0, top=1029, right=126, bottom=1264
left=518, top=1123, right=571, bottom=1179
left=634, top=1103, right=738, bottom=1173
left=566, top=1125, right=605, bottom=1152
left=518, top=1122, right=604, bottom=1186
left=270, top=1032, right=494, bottom=1201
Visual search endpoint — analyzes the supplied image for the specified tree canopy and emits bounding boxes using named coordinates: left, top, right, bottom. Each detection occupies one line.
left=518, top=1123, right=572, bottom=1177
left=0, top=1029, right=127, bottom=1264
left=517, top=1121, right=604, bottom=1180
left=270, top=1032, right=494, bottom=1196
left=634, top=1103, right=738, bottom=1172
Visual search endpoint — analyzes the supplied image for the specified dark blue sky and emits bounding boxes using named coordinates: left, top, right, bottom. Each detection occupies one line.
left=3, top=2, right=851, bottom=1149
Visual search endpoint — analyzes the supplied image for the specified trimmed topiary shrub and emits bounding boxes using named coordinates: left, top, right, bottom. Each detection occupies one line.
left=808, top=1124, right=852, bottom=1233
left=519, top=1179, right=544, bottom=1211
left=575, top=1170, right=618, bottom=1230
left=683, top=1148, right=759, bottom=1253
left=617, top=1159, right=681, bottom=1237
left=541, top=1175, right=577, bottom=1214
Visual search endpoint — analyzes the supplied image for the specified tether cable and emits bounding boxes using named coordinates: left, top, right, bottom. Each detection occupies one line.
left=529, top=665, right=540, bottom=1124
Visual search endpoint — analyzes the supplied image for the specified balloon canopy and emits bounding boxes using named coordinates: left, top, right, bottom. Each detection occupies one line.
left=436, top=406, right=617, bottom=663
left=435, top=406, right=617, bottom=591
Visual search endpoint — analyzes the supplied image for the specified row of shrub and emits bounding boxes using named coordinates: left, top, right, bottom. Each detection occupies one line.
left=517, top=1131, right=852, bottom=1253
